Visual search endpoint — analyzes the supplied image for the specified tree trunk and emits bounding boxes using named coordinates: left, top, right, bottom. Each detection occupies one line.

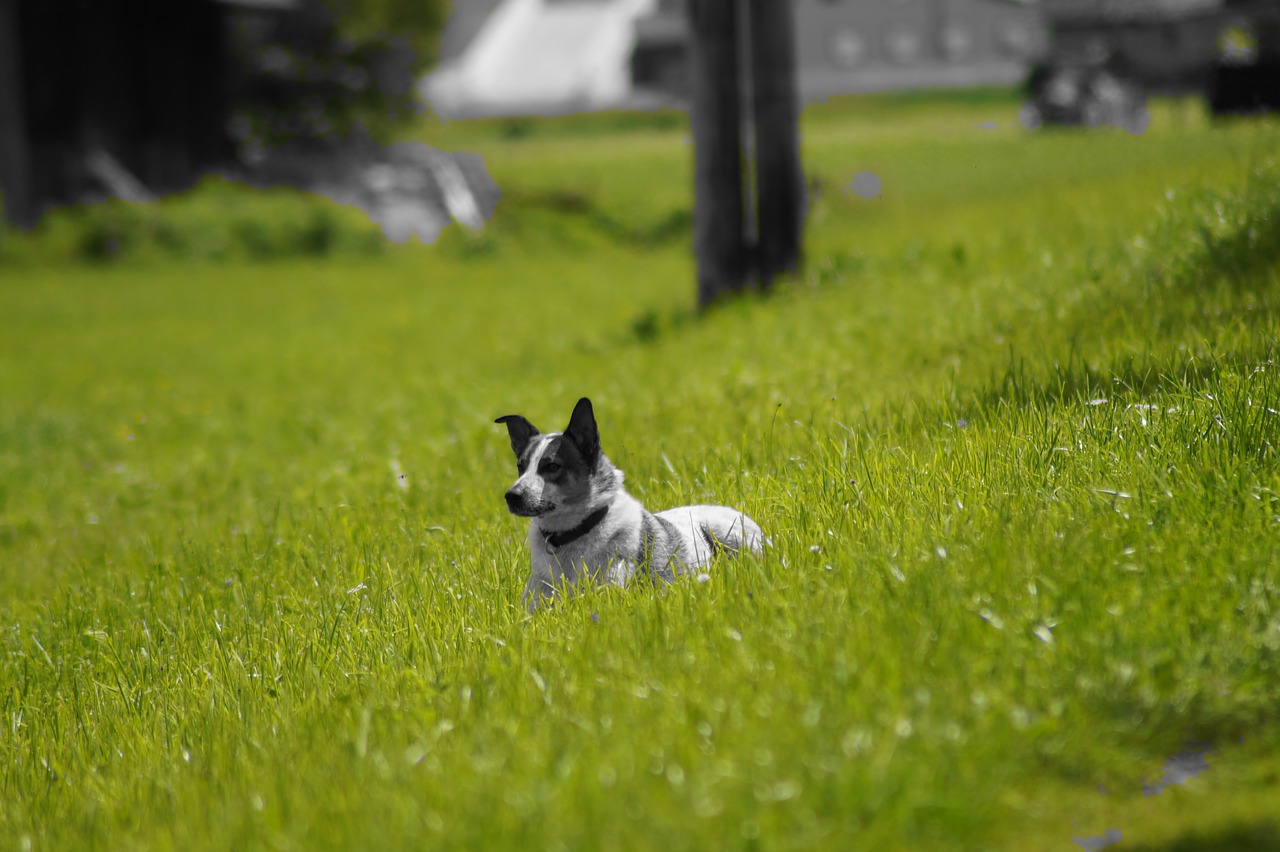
left=0, top=0, right=35, bottom=229
left=687, top=0, right=745, bottom=309
left=748, top=0, right=802, bottom=283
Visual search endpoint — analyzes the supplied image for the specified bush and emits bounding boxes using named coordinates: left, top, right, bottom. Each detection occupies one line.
left=229, top=0, right=450, bottom=147
left=2, top=178, right=387, bottom=265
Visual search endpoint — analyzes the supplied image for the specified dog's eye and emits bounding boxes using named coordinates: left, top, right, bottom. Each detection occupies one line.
left=541, top=461, right=562, bottom=475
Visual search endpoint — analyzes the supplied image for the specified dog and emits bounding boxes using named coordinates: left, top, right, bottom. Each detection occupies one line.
left=496, top=397, right=765, bottom=613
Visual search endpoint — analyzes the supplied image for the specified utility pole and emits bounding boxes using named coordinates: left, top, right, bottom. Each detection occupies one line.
left=686, top=0, right=803, bottom=309
left=748, top=0, right=802, bottom=283
left=0, top=0, right=35, bottom=229
left=687, top=0, right=746, bottom=309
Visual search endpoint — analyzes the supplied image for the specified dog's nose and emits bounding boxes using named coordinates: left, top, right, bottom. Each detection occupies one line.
left=505, top=489, right=524, bottom=512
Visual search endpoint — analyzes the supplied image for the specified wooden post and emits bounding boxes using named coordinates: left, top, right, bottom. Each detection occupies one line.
left=748, top=0, right=802, bottom=284
left=0, top=0, right=35, bottom=229
left=687, top=0, right=745, bottom=309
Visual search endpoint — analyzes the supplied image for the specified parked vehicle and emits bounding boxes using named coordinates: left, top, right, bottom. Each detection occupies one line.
left=1020, top=52, right=1150, bottom=131
left=1023, top=0, right=1226, bottom=130
left=1207, top=0, right=1280, bottom=114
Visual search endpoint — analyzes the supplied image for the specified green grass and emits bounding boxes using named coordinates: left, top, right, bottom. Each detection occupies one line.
left=3, top=89, right=1280, bottom=850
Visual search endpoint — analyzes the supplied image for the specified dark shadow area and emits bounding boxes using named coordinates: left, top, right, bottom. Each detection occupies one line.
left=501, top=187, right=692, bottom=249
left=968, top=166, right=1280, bottom=414
left=971, top=338, right=1278, bottom=414
left=1122, top=820, right=1280, bottom=851
left=493, top=110, right=687, bottom=141
left=1157, top=182, right=1280, bottom=297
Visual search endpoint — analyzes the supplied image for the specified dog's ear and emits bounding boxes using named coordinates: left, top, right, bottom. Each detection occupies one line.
left=564, top=397, right=600, bottom=468
left=494, top=414, right=539, bottom=460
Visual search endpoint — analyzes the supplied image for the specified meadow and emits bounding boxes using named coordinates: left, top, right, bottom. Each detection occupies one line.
left=2, top=89, right=1280, bottom=850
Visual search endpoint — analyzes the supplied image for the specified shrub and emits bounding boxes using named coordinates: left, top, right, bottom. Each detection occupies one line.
left=1, top=178, right=387, bottom=265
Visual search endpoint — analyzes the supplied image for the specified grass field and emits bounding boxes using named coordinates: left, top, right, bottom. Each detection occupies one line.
left=3, top=89, right=1280, bottom=850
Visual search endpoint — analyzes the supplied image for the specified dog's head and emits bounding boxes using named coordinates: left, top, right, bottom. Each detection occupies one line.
left=495, top=397, right=609, bottom=523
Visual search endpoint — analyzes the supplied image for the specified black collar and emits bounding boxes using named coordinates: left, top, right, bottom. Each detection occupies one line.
left=542, top=506, right=609, bottom=549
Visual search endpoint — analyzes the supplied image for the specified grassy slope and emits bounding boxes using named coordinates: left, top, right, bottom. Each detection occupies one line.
left=2, top=92, right=1279, bottom=849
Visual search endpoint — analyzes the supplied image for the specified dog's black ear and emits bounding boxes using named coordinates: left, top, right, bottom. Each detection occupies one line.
left=494, top=414, right=539, bottom=460
left=564, top=397, right=600, bottom=468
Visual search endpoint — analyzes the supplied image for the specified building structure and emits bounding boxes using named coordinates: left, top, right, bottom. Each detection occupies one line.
left=424, top=0, right=658, bottom=118
left=0, top=0, right=299, bottom=227
left=633, top=0, right=1044, bottom=102
left=429, top=0, right=1044, bottom=117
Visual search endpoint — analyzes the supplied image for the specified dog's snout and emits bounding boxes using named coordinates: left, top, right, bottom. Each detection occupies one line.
left=505, top=487, right=545, bottom=517
left=505, top=489, right=524, bottom=512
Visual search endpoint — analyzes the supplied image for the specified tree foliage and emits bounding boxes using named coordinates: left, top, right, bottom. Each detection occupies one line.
left=324, top=0, right=452, bottom=72
left=231, top=0, right=452, bottom=147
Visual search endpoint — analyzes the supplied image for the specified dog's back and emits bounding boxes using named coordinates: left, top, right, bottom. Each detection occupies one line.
left=640, top=504, right=765, bottom=579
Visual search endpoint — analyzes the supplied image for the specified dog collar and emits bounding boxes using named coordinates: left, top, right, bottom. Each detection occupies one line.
left=542, top=506, right=609, bottom=549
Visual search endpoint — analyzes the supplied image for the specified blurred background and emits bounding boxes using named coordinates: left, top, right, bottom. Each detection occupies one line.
left=429, top=0, right=1278, bottom=120
left=2, top=0, right=1278, bottom=242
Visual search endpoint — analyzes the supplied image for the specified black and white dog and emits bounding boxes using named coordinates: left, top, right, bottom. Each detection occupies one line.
left=496, top=398, right=765, bottom=613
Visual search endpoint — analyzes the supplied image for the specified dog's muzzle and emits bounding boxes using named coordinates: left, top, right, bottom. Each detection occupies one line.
left=505, top=489, right=548, bottom=517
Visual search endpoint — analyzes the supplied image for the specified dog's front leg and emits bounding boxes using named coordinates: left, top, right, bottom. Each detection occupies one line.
left=601, top=559, right=640, bottom=588
left=523, top=574, right=558, bottom=613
